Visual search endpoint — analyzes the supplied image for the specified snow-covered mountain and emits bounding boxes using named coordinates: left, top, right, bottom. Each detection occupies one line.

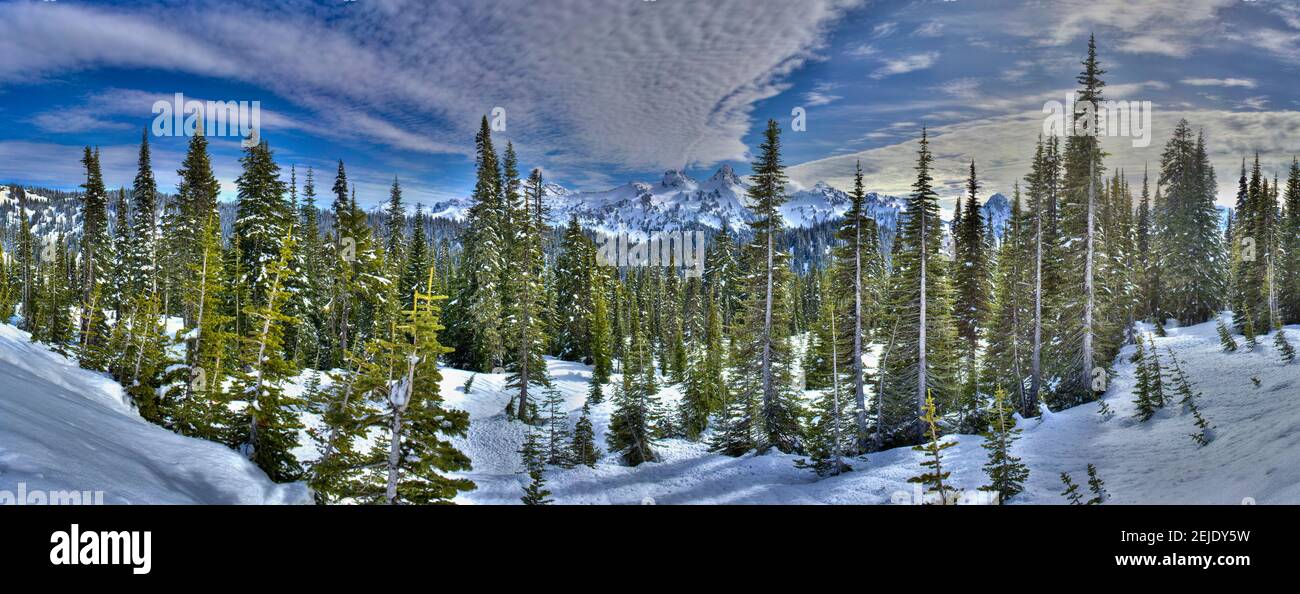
left=424, top=166, right=911, bottom=236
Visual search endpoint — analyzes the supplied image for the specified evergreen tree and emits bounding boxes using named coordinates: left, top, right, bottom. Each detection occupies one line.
left=124, top=129, right=158, bottom=298
left=78, top=148, right=111, bottom=354
left=447, top=116, right=507, bottom=372
left=953, top=159, right=990, bottom=419
left=230, top=227, right=303, bottom=481
left=1155, top=122, right=1225, bottom=325
left=233, top=140, right=292, bottom=312
left=833, top=160, right=883, bottom=451
left=1059, top=472, right=1084, bottom=504
left=540, top=386, right=571, bottom=466
left=680, top=287, right=726, bottom=440
left=570, top=400, right=601, bottom=467
left=519, top=428, right=553, bottom=505
left=608, top=305, right=659, bottom=465
left=1131, top=336, right=1157, bottom=421
left=1085, top=463, right=1107, bottom=504
left=505, top=168, right=551, bottom=422
left=383, top=177, right=406, bottom=275
left=881, top=129, right=959, bottom=445
left=1217, top=316, right=1238, bottom=352
left=555, top=215, right=598, bottom=361
left=589, top=287, right=613, bottom=383
left=728, top=119, right=801, bottom=454
left=908, top=391, right=957, bottom=504
left=398, top=204, right=430, bottom=308
left=979, top=387, right=1029, bottom=503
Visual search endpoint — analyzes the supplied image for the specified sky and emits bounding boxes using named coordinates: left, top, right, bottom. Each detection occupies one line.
left=2, top=0, right=1300, bottom=213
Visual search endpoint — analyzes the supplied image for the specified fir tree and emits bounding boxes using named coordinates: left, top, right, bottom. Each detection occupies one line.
left=78, top=148, right=111, bottom=355
left=730, top=119, right=801, bottom=454
left=505, top=168, right=551, bottom=422
left=124, top=129, right=158, bottom=298
left=1059, top=472, right=1084, bottom=504
left=519, top=428, right=553, bottom=505
left=1217, top=316, right=1238, bottom=352
left=570, top=400, right=601, bottom=467
left=541, top=386, right=571, bottom=466
left=555, top=215, right=598, bottom=362
left=608, top=305, right=659, bottom=465
left=680, top=288, right=726, bottom=440
left=834, top=160, right=883, bottom=451
left=230, top=226, right=303, bottom=482
left=953, top=159, right=990, bottom=421
left=1275, top=327, right=1296, bottom=363
left=908, top=391, right=958, bottom=505
left=1131, top=336, right=1157, bottom=421
left=979, top=387, right=1029, bottom=503
left=1085, top=463, right=1107, bottom=504
left=447, top=116, right=507, bottom=372
left=881, top=129, right=959, bottom=445
left=589, top=287, right=613, bottom=383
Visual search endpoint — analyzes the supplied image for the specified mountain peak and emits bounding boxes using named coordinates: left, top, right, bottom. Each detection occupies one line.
left=661, top=169, right=692, bottom=188
left=709, top=163, right=743, bottom=186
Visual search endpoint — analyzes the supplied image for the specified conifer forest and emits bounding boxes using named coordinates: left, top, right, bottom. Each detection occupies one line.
left=2, top=0, right=1299, bottom=514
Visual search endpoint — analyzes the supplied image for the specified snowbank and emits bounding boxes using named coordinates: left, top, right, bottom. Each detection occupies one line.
left=0, top=323, right=312, bottom=504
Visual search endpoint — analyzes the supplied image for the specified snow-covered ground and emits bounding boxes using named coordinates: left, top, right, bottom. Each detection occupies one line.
left=429, top=314, right=1300, bottom=504
left=3, top=313, right=1294, bottom=505
left=0, top=323, right=311, bottom=504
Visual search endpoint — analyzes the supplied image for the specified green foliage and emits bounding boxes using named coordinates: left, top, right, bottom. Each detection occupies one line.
left=980, top=387, right=1029, bottom=503
left=908, top=391, right=958, bottom=505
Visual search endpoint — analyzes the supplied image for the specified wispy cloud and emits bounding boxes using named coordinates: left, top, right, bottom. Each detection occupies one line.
left=1181, top=78, right=1258, bottom=89
left=870, top=52, right=939, bottom=79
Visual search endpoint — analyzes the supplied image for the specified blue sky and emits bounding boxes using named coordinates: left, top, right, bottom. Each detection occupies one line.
left=2, top=0, right=1300, bottom=211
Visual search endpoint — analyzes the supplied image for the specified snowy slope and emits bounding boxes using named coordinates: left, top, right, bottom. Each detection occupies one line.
left=430, top=315, right=1300, bottom=504
left=0, top=323, right=312, bottom=504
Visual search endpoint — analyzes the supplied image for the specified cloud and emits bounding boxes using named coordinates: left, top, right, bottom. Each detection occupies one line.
left=1181, top=78, right=1258, bottom=89
left=0, top=0, right=864, bottom=175
left=789, top=108, right=1300, bottom=209
left=871, top=21, right=898, bottom=38
left=844, top=42, right=879, bottom=58
left=1236, top=96, right=1270, bottom=111
left=912, top=22, right=944, bottom=38
left=934, top=78, right=981, bottom=99
left=870, top=52, right=939, bottom=79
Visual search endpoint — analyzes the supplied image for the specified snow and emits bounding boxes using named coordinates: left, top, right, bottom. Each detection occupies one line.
left=422, top=314, right=1300, bottom=504
left=0, top=323, right=312, bottom=504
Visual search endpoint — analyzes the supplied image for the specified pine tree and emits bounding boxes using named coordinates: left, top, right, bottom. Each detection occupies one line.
left=589, top=287, right=613, bottom=383
left=1131, top=336, right=1157, bottom=421
left=124, top=129, right=158, bottom=298
left=1155, top=121, right=1225, bottom=325
left=681, top=288, right=726, bottom=440
left=447, top=116, right=507, bottom=372
left=1275, top=327, right=1296, bottom=363
left=233, top=141, right=292, bottom=313
left=383, top=177, right=406, bottom=275
left=78, top=148, right=111, bottom=355
left=398, top=204, right=430, bottom=308
left=1217, top=316, right=1238, bottom=352
left=505, top=168, right=551, bottom=422
left=953, top=159, right=990, bottom=422
left=571, top=400, right=601, bottom=467
left=983, top=182, right=1031, bottom=412
left=1281, top=158, right=1300, bottom=323
left=519, top=428, right=553, bottom=505
left=725, top=120, right=802, bottom=454
left=881, top=129, right=959, bottom=445
left=1085, top=463, right=1107, bottom=504
left=908, top=391, right=957, bottom=505
left=555, top=215, right=598, bottom=362
left=979, top=387, right=1029, bottom=503
left=803, top=287, right=855, bottom=477
left=540, top=386, right=571, bottom=466
left=1059, top=472, right=1084, bottom=504
left=230, top=226, right=303, bottom=482
left=834, top=160, right=883, bottom=451
left=608, top=305, right=659, bottom=465
left=171, top=210, right=234, bottom=442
